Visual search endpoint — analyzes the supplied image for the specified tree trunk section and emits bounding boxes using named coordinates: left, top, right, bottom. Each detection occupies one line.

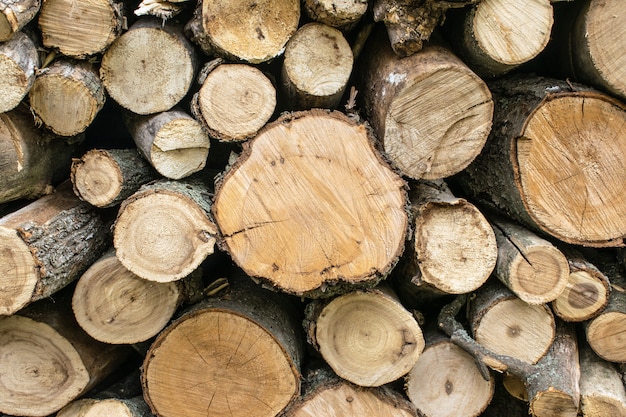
left=28, top=59, right=106, bottom=136
left=304, top=285, right=424, bottom=387
left=100, top=17, right=198, bottom=115
left=212, top=109, right=408, bottom=298
left=141, top=276, right=304, bottom=417
left=303, top=0, right=368, bottom=32
left=70, top=148, right=157, bottom=208
left=113, top=178, right=217, bottom=282
left=0, top=182, right=111, bottom=315
left=0, top=0, right=40, bottom=41
left=56, top=397, right=153, bottom=417
left=191, top=59, right=276, bottom=142
left=37, top=0, right=124, bottom=58
left=281, top=22, right=353, bottom=110
left=0, top=31, right=39, bottom=113
left=452, top=74, right=626, bottom=247
left=358, top=26, right=493, bottom=180
left=124, top=108, right=209, bottom=180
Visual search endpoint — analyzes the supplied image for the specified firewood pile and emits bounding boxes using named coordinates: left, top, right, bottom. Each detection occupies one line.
left=1, top=0, right=626, bottom=416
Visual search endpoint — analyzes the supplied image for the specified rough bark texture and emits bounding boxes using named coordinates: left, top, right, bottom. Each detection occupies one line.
left=0, top=31, right=38, bottom=113
left=303, top=0, right=368, bottom=32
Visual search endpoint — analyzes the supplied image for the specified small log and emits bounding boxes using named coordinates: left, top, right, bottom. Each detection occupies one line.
left=56, top=397, right=154, bottom=417
left=281, top=22, right=353, bottom=110
left=0, top=0, right=40, bottom=41
left=37, top=0, right=124, bottom=58
left=0, top=31, right=39, bottom=113
left=489, top=215, right=569, bottom=304
left=404, top=328, right=495, bottom=417
left=358, top=27, right=493, bottom=180
left=302, top=0, right=368, bottom=32
left=452, top=74, right=626, bottom=247
left=183, top=0, right=300, bottom=64
left=124, top=108, right=210, bottom=179
left=480, top=374, right=528, bottom=417
left=0, top=182, right=111, bottom=315
left=141, top=276, right=304, bottom=417
left=191, top=59, right=276, bottom=142
left=100, top=17, right=198, bottom=115
left=282, top=364, right=418, bottom=416
left=71, top=148, right=157, bottom=208
left=212, top=109, right=408, bottom=298
left=113, top=178, right=217, bottom=282
left=304, top=285, right=425, bottom=387
left=469, top=280, right=556, bottom=364
left=0, top=290, right=131, bottom=416
left=28, top=58, right=106, bottom=136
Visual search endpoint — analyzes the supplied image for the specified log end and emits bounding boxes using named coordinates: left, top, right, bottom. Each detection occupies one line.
left=0, top=226, right=38, bottom=315
left=586, top=311, right=626, bottom=363
left=71, top=150, right=124, bottom=208
left=552, top=270, right=610, bottom=322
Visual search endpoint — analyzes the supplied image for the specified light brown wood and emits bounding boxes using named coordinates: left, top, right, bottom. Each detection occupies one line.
left=29, top=59, right=106, bottom=136
left=213, top=109, right=408, bottom=297
left=57, top=397, right=154, bottom=417
left=0, top=31, right=38, bottom=113
left=0, top=0, right=40, bottom=41
left=585, top=290, right=626, bottom=363
left=303, top=0, right=368, bottom=32
left=358, top=27, right=493, bottom=180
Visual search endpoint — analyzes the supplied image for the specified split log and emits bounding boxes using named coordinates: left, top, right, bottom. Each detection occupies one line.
left=28, top=59, right=106, bottom=136
left=0, top=0, right=40, bottom=41
left=0, top=182, right=111, bottom=315
left=0, top=31, right=39, bottom=113
left=358, top=27, right=493, bottom=180
left=443, top=0, right=554, bottom=78
left=141, top=276, right=304, bottom=417
left=468, top=280, right=556, bottom=364
left=0, top=105, right=81, bottom=204
left=304, top=285, right=424, bottom=387
left=489, top=215, right=569, bottom=304
left=100, top=17, right=198, bottom=115
left=0, top=290, right=131, bottom=416
left=113, top=178, right=217, bottom=282
left=124, top=108, right=210, bottom=179
left=303, top=0, right=368, bottom=32
left=404, top=328, right=495, bottom=417
left=281, top=22, right=353, bottom=110
left=56, top=397, right=153, bottom=417
left=37, top=0, right=124, bottom=58
left=282, top=364, right=418, bottom=416
left=71, top=148, right=157, bottom=208
left=191, top=59, right=276, bottom=142
left=453, top=74, right=626, bottom=247
left=184, top=0, right=300, bottom=64
left=212, top=109, right=408, bottom=297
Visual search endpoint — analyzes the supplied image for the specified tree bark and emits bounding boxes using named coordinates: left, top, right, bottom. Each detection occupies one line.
left=56, top=397, right=154, bottom=417
left=0, top=182, right=111, bottom=315
left=113, top=177, right=217, bottom=283
left=124, top=108, right=210, bottom=180
left=141, top=276, right=304, bottom=417
left=452, top=74, right=626, bottom=247
left=100, top=17, right=198, bottom=115
left=212, top=109, right=408, bottom=298
left=0, top=0, right=40, bottom=41
left=0, top=31, right=39, bottom=113
left=358, top=26, right=493, bottom=180
left=28, top=58, right=106, bottom=136
left=302, top=0, right=368, bottom=32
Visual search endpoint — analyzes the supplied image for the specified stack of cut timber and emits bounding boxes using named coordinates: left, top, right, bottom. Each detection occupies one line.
left=0, top=0, right=626, bottom=417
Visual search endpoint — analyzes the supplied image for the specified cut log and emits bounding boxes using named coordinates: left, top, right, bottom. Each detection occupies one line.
left=124, top=108, right=210, bottom=179
left=70, top=148, right=157, bottom=208
left=489, top=215, right=569, bottom=304
left=213, top=109, right=408, bottom=297
left=100, top=17, right=198, bottom=115
left=191, top=59, right=276, bottom=142
left=444, top=0, right=554, bottom=77
left=184, top=0, right=300, bottom=64
left=468, top=280, right=556, bottom=364
left=0, top=182, right=111, bottom=316
left=0, top=105, right=81, bottom=204
left=0, top=0, right=40, bottom=41
left=281, top=22, right=353, bottom=110
left=480, top=374, right=528, bottom=417
left=28, top=59, right=106, bottom=136
left=57, top=397, right=153, bottom=417
left=282, top=364, right=418, bottom=416
left=358, top=27, right=493, bottom=180
left=452, top=74, right=626, bottom=247
left=392, top=179, right=497, bottom=299
left=303, top=0, right=368, bottom=32
left=37, top=0, right=124, bottom=58
left=113, top=178, right=217, bottom=282
left=141, top=276, right=304, bottom=417
left=404, top=328, right=495, bottom=417
left=0, top=290, right=131, bottom=416
left=304, top=285, right=424, bottom=387
left=0, top=31, right=39, bottom=113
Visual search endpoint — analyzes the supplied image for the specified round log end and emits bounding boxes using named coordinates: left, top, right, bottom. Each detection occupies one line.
left=150, top=118, right=209, bottom=179
left=587, top=311, right=626, bottom=363
left=0, top=226, right=38, bottom=315
left=530, top=390, right=579, bottom=417
left=509, top=245, right=570, bottom=304
left=72, top=150, right=124, bottom=208
left=552, top=270, right=609, bottom=322
left=57, top=398, right=134, bottom=417
left=0, top=33, right=37, bottom=113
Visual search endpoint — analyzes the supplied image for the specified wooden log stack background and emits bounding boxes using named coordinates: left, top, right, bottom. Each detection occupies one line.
left=1, top=0, right=626, bottom=416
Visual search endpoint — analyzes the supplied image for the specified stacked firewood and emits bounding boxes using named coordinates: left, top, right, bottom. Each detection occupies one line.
left=1, top=0, right=626, bottom=416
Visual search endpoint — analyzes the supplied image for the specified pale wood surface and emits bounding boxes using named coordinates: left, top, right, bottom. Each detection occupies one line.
left=57, top=397, right=154, bottom=417
left=0, top=31, right=38, bottom=113
left=0, top=0, right=40, bottom=41
left=303, top=0, right=368, bottom=31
